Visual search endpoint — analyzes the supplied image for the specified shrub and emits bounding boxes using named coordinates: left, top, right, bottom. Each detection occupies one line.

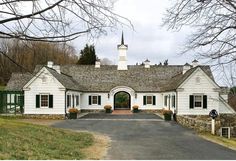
left=162, top=109, right=173, bottom=115
left=68, top=108, right=79, bottom=113
left=132, top=105, right=139, bottom=110
left=104, top=105, right=112, bottom=110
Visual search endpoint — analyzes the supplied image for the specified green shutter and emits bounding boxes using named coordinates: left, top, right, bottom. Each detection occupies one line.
left=49, top=95, right=53, bottom=108
left=153, top=96, right=156, bottom=105
left=36, top=95, right=40, bottom=108
left=98, top=96, right=101, bottom=105
left=89, top=96, right=92, bottom=105
left=203, top=95, right=207, bottom=109
left=143, top=96, right=147, bottom=105
left=189, top=95, right=194, bottom=109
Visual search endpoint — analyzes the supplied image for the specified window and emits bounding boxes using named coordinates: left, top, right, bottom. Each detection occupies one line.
left=172, top=95, right=176, bottom=108
left=143, top=96, right=156, bottom=105
left=67, top=95, right=71, bottom=108
left=36, top=94, right=53, bottom=108
left=76, top=95, right=79, bottom=106
left=41, top=95, right=49, bottom=107
left=89, top=95, right=101, bottom=105
left=194, top=95, right=202, bottom=108
left=147, top=96, right=153, bottom=104
left=92, top=96, right=98, bottom=104
left=221, top=127, right=230, bottom=139
left=190, top=95, right=207, bottom=109
left=164, top=95, right=168, bottom=106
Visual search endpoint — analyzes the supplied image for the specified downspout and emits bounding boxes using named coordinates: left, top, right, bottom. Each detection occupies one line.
left=176, top=89, right=178, bottom=114
left=65, top=89, right=67, bottom=119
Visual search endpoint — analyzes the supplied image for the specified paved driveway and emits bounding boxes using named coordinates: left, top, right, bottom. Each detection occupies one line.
left=52, top=113, right=236, bottom=160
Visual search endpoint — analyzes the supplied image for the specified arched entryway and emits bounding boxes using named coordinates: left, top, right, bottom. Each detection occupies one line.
left=114, top=91, right=131, bottom=110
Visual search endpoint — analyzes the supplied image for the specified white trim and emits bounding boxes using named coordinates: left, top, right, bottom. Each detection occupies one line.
left=39, top=94, right=49, bottom=108
left=23, top=67, right=65, bottom=90
left=219, top=96, right=236, bottom=114
left=178, top=67, right=219, bottom=89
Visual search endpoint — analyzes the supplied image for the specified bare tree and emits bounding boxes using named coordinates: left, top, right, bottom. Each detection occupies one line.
left=163, top=0, right=236, bottom=66
left=0, top=0, right=131, bottom=42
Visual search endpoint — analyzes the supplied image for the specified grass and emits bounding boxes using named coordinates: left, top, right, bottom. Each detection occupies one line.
left=199, top=132, right=236, bottom=151
left=0, top=118, right=94, bottom=160
left=0, top=86, right=5, bottom=91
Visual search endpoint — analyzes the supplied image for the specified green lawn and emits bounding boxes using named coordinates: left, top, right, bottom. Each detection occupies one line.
left=199, top=133, right=236, bottom=151
left=0, top=118, right=94, bottom=160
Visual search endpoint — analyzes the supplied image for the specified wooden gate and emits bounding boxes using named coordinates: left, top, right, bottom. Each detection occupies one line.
left=0, top=91, right=24, bottom=114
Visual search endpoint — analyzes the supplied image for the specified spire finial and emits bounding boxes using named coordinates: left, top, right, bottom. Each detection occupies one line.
left=121, top=31, right=124, bottom=45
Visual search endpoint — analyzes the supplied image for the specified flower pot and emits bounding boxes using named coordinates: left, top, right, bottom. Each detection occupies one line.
left=105, top=109, right=112, bottom=113
left=133, top=108, right=139, bottom=113
left=69, top=113, right=77, bottom=119
left=164, top=114, right=172, bottom=121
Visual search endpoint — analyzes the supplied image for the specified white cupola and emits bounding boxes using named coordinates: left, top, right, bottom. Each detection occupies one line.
left=117, top=32, right=128, bottom=70
left=144, top=59, right=150, bottom=68
left=192, top=59, right=199, bottom=68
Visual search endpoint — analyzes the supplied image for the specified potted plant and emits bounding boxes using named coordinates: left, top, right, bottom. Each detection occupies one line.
left=104, top=105, right=112, bottom=113
left=132, top=105, right=139, bottom=113
left=68, top=108, right=79, bottom=119
left=162, top=109, right=173, bottom=121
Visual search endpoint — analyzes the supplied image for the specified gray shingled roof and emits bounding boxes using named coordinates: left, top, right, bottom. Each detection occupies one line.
left=5, top=73, right=33, bottom=91
left=60, top=65, right=214, bottom=92
left=6, top=66, right=84, bottom=91
left=6, top=64, right=214, bottom=92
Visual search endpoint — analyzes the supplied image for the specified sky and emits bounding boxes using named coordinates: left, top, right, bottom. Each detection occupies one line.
left=73, top=0, right=195, bottom=66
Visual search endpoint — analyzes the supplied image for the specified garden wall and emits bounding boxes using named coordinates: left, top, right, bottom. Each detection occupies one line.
left=176, top=114, right=236, bottom=137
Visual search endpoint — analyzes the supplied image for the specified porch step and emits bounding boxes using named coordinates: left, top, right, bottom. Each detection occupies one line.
left=112, top=110, right=133, bottom=115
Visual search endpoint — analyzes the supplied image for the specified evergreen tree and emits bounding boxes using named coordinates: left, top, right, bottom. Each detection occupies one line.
left=77, top=44, right=97, bottom=65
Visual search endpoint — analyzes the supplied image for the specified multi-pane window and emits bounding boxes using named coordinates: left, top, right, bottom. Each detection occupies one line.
left=164, top=95, right=168, bottom=107
left=67, top=95, right=71, bottom=108
left=89, top=95, right=101, bottom=105
left=146, top=96, right=153, bottom=104
left=172, top=95, right=176, bottom=108
left=76, top=95, right=79, bottom=106
left=194, top=95, right=202, bottom=108
left=92, top=96, right=98, bottom=104
left=41, top=95, right=49, bottom=107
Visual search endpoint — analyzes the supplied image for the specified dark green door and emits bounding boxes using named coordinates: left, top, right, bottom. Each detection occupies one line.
left=114, top=91, right=131, bottom=110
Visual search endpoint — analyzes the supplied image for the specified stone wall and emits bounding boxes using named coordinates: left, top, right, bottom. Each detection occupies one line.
left=176, top=114, right=236, bottom=137
left=23, top=114, right=65, bottom=120
left=220, top=114, right=236, bottom=138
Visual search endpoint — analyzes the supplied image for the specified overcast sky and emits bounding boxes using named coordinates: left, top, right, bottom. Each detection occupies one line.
left=73, top=0, right=196, bottom=65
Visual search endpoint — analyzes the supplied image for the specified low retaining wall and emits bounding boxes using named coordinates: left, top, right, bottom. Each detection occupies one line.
left=23, top=114, right=65, bottom=120
left=176, top=114, right=236, bottom=137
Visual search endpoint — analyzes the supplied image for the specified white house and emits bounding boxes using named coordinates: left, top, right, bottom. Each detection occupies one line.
left=6, top=33, right=235, bottom=117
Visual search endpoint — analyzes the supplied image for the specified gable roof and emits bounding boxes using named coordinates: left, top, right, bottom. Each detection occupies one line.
left=45, top=67, right=85, bottom=91
left=60, top=65, right=214, bottom=92
left=6, top=64, right=215, bottom=92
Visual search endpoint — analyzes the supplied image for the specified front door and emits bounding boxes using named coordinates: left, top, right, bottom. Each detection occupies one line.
left=114, top=91, right=131, bottom=110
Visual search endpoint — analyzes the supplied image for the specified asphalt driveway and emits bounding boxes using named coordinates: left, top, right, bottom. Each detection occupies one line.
left=52, top=113, right=236, bottom=160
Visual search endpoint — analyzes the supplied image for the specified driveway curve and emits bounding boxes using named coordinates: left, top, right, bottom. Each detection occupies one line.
left=52, top=113, right=236, bottom=160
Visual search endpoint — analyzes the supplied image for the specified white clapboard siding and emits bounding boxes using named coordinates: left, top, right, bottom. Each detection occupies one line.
left=177, top=68, right=219, bottom=115
left=24, top=69, right=65, bottom=114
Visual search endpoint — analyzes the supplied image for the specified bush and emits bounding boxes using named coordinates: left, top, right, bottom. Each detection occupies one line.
left=132, top=105, right=139, bottom=109
left=104, top=105, right=112, bottom=110
left=68, top=108, right=79, bottom=113
left=162, top=109, right=173, bottom=115
left=132, top=105, right=139, bottom=113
